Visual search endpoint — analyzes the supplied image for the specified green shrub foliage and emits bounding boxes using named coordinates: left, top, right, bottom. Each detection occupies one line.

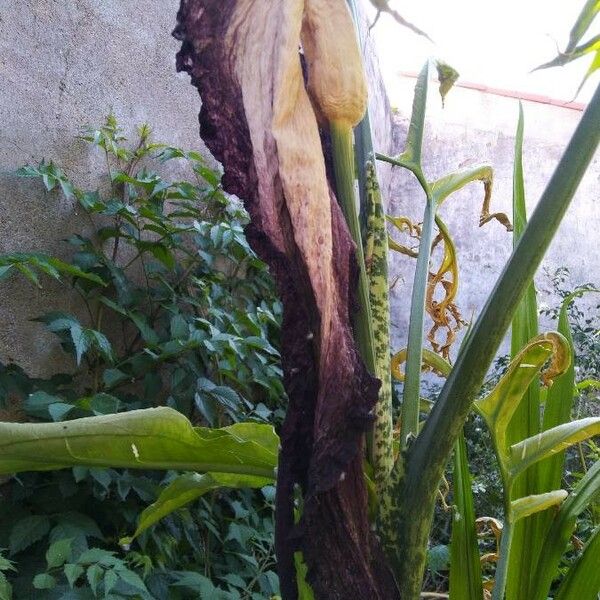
left=0, top=115, right=285, bottom=599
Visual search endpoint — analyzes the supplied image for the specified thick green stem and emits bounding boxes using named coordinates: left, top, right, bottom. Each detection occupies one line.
left=400, top=198, right=436, bottom=447
left=391, top=84, right=600, bottom=600
left=330, top=120, right=377, bottom=375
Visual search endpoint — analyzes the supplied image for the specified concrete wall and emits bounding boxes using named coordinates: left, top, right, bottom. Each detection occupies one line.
left=386, top=76, right=600, bottom=356
left=0, top=0, right=208, bottom=376
left=0, top=0, right=394, bottom=377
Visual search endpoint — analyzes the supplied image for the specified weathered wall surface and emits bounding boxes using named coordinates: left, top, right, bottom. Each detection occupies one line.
left=0, top=0, right=394, bottom=376
left=0, top=0, right=205, bottom=376
left=387, top=77, right=600, bottom=356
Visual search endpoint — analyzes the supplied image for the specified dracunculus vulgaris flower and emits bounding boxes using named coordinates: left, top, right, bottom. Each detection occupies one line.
left=174, top=0, right=399, bottom=598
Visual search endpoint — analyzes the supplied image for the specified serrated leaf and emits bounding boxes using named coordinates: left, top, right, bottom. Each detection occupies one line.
left=64, top=563, right=84, bottom=588
left=86, top=564, right=103, bottom=597
left=102, top=369, right=128, bottom=389
left=23, top=391, right=63, bottom=419
left=33, top=573, right=56, bottom=590
left=122, top=471, right=271, bottom=544
left=46, top=538, right=73, bottom=569
left=116, top=568, right=147, bottom=593
left=52, top=512, right=104, bottom=542
left=48, top=402, right=75, bottom=422
left=89, top=468, right=112, bottom=490
left=9, top=515, right=51, bottom=555
left=103, top=569, right=118, bottom=597
left=78, top=548, right=118, bottom=567
left=427, top=544, right=450, bottom=574
left=89, top=393, right=120, bottom=415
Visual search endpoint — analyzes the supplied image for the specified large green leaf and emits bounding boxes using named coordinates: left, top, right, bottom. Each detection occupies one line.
left=121, top=471, right=271, bottom=545
left=401, top=61, right=429, bottom=171
left=555, top=526, right=600, bottom=600
left=474, top=332, right=570, bottom=459
left=538, top=292, right=580, bottom=490
left=449, top=433, right=483, bottom=600
left=0, top=407, right=278, bottom=479
left=534, top=289, right=599, bottom=561
left=530, top=460, right=600, bottom=600
left=510, top=417, right=600, bottom=478
left=377, top=60, right=435, bottom=448
left=510, top=490, right=567, bottom=522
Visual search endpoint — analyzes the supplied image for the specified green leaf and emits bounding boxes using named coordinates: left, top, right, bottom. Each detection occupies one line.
left=449, top=433, right=484, bottom=600
left=46, top=538, right=73, bottom=569
left=71, top=325, right=90, bottom=365
left=33, top=574, right=56, bottom=590
left=103, top=569, right=118, bottom=597
left=9, top=515, right=51, bottom=555
left=431, top=165, right=492, bottom=206
left=397, top=60, right=430, bottom=188
left=475, top=333, right=570, bottom=457
left=0, top=265, right=13, bottom=281
left=48, top=402, right=75, bottom=422
left=294, top=552, right=316, bottom=600
left=435, top=60, right=459, bottom=106
left=127, top=312, right=159, bottom=345
left=0, top=572, right=11, bottom=600
left=555, top=527, right=600, bottom=600
left=102, top=369, right=128, bottom=389
left=399, top=88, right=600, bottom=600
left=171, top=571, right=234, bottom=598
left=77, top=548, right=118, bottom=567
left=23, top=391, right=63, bottom=419
left=0, top=253, right=105, bottom=287
left=510, top=417, right=600, bottom=478
left=64, top=563, right=84, bottom=588
left=567, top=0, right=600, bottom=52
left=538, top=292, right=582, bottom=491
left=510, top=490, right=568, bottom=522
left=116, top=568, right=147, bottom=593
left=89, top=393, right=121, bottom=415
left=51, top=512, right=104, bottom=543
left=122, top=471, right=272, bottom=544
left=427, top=544, right=450, bottom=574
left=86, top=564, right=103, bottom=597
left=0, top=407, right=278, bottom=479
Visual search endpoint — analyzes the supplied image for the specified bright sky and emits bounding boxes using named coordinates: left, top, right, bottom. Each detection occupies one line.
left=368, top=0, right=598, bottom=105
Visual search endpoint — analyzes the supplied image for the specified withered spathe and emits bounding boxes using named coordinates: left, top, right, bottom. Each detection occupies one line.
left=174, top=1, right=398, bottom=598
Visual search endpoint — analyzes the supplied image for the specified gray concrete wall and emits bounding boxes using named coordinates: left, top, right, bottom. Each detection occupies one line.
left=386, top=77, right=600, bottom=358
left=0, top=0, right=205, bottom=376
left=0, top=0, right=394, bottom=377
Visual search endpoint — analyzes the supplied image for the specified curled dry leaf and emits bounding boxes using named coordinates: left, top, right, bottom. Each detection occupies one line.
left=174, top=1, right=397, bottom=598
